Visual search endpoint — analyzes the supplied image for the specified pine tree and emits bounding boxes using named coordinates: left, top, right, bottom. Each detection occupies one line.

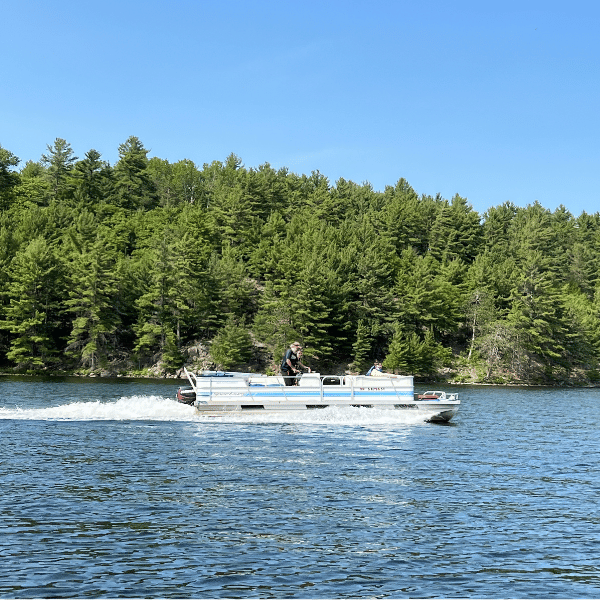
left=384, top=328, right=451, bottom=376
left=253, top=278, right=300, bottom=368
left=132, top=232, right=180, bottom=365
left=464, top=252, right=499, bottom=360
left=0, top=237, right=59, bottom=369
left=482, top=202, right=517, bottom=251
left=507, top=250, right=570, bottom=379
left=344, top=220, right=397, bottom=360
left=0, top=224, right=19, bottom=360
left=350, top=319, right=372, bottom=373
left=41, top=138, right=77, bottom=201
left=394, top=250, right=465, bottom=342
left=64, top=231, right=120, bottom=370
left=113, top=136, right=157, bottom=210
left=210, top=316, right=252, bottom=370
left=210, top=244, right=258, bottom=324
left=293, top=258, right=335, bottom=368
left=247, top=211, right=288, bottom=280
left=171, top=204, right=217, bottom=342
left=71, top=149, right=110, bottom=207
left=382, top=178, right=430, bottom=255
left=0, top=145, right=20, bottom=211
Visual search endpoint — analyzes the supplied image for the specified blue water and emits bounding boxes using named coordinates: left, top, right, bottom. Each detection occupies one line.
left=1, top=376, right=600, bottom=598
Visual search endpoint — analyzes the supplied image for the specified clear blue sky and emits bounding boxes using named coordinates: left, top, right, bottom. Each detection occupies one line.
left=2, top=0, right=599, bottom=216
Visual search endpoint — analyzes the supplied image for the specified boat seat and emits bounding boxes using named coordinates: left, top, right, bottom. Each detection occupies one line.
left=298, top=374, right=321, bottom=387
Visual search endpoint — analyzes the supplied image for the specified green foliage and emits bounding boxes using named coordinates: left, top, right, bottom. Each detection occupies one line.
left=210, top=316, right=252, bottom=370
left=41, top=138, right=77, bottom=201
left=71, top=149, right=113, bottom=208
left=0, top=145, right=20, bottom=211
left=113, top=136, right=157, bottom=210
left=2, top=137, right=600, bottom=382
left=384, top=329, right=451, bottom=376
left=351, top=319, right=373, bottom=373
left=0, top=236, right=60, bottom=370
left=64, top=226, right=120, bottom=370
left=161, top=330, right=185, bottom=372
left=252, top=279, right=300, bottom=368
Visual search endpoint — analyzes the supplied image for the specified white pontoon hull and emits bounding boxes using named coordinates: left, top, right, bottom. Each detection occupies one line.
left=181, top=370, right=460, bottom=423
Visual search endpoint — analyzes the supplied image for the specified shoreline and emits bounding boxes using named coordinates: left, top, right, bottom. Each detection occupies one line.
left=2, top=370, right=599, bottom=388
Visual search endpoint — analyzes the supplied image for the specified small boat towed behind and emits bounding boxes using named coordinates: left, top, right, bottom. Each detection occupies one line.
left=177, top=368, right=459, bottom=422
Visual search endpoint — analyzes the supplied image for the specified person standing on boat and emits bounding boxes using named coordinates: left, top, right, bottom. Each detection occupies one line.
left=281, top=342, right=311, bottom=386
left=296, top=349, right=313, bottom=377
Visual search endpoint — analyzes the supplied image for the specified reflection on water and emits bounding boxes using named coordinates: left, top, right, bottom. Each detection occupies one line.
left=1, top=378, right=600, bottom=598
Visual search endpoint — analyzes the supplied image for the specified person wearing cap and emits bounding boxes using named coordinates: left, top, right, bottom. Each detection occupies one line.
left=280, top=342, right=310, bottom=386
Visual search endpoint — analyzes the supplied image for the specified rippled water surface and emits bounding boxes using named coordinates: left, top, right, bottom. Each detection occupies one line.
left=2, top=376, right=600, bottom=598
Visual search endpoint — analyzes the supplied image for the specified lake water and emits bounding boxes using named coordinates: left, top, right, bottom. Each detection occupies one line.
left=1, top=376, right=600, bottom=598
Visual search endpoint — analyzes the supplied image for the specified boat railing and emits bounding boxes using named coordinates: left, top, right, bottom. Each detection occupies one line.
left=184, top=368, right=414, bottom=402
left=183, top=366, right=199, bottom=391
left=346, top=375, right=413, bottom=401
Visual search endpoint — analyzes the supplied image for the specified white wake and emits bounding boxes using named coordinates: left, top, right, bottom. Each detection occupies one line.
left=0, top=395, right=429, bottom=426
left=0, top=395, right=196, bottom=421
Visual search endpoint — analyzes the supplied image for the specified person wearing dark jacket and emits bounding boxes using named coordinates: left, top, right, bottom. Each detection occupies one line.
left=280, top=342, right=310, bottom=386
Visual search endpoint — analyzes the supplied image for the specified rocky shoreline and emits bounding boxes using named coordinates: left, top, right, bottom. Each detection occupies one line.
left=2, top=361, right=600, bottom=387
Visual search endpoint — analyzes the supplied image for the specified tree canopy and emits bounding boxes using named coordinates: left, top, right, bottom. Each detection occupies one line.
left=1, top=137, right=599, bottom=384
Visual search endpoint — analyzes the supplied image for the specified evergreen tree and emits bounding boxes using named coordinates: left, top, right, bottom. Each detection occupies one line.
left=350, top=319, right=372, bottom=373
left=568, top=211, right=600, bottom=297
left=209, top=244, right=258, bottom=325
left=41, top=138, right=77, bottom=201
left=210, top=184, right=262, bottom=256
left=0, top=237, right=60, bottom=369
left=464, top=252, right=499, bottom=360
left=384, top=328, right=450, bottom=376
left=0, top=145, right=20, bottom=210
left=482, top=202, right=517, bottom=251
left=344, top=220, right=397, bottom=360
left=0, top=224, right=19, bottom=361
left=382, top=178, right=427, bottom=255
left=394, top=251, right=465, bottom=342
left=428, top=195, right=481, bottom=265
left=447, top=194, right=482, bottom=263
left=252, top=278, right=300, bottom=368
left=64, top=229, right=120, bottom=370
left=132, top=232, right=181, bottom=365
left=171, top=159, right=204, bottom=205
left=113, top=136, right=157, bottom=210
left=559, top=287, right=597, bottom=367
left=210, top=315, right=252, bottom=370
left=506, top=250, right=570, bottom=379
left=71, top=149, right=111, bottom=207
left=247, top=210, right=288, bottom=280
left=15, top=161, right=50, bottom=207
left=549, top=205, right=576, bottom=284
left=173, top=204, right=218, bottom=341
left=292, top=258, right=335, bottom=368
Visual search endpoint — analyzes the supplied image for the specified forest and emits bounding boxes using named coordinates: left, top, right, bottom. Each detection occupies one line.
left=1, top=136, right=600, bottom=384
